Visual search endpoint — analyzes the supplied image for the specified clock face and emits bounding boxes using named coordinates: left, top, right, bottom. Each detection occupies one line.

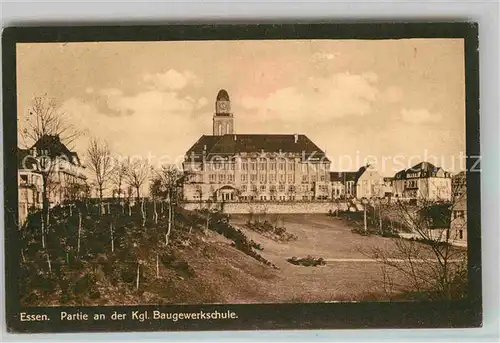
left=218, top=101, right=229, bottom=112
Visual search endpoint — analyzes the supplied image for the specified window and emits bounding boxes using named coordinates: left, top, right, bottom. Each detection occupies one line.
left=259, top=174, right=266, bottom=184
left=288, top=174, right=294, bottom=183
left=288, top=185, right=295, bottom=192
left=228, top=174, right=234, bottom=183
left=260, top=185, right=266, bottom=192
left=269, top=174, right=276, bottom=184
left=259, top=162, right=266, bottom=171
left=311, top=175, right=317, bottom=183
left=230, top=163, right=235, bottom=171
left=279, top=184, right=285, bottom=192
left=241, top=174, right=248, bottom=183
left=250, top=174, right=257, bottom=183
left=302, top=175, right=308, bottom=183
left=270, top=185, right=276, bottom=192
left=320, top=174, right=325, bottom=182
left=219, top=174, right=225, bottom=183
left=209, top=174, right=216, bottom=183
left=279, top=174, right=286, bottom=183
left=251, top=185, right=257, bottom=192
left=270, top=161, right=276, bottom=171
left=459, top=230, right=463, bottom=239
left=288, top=163, right=294, bottom=171
left=241, top=185, right=247, bottom=192
left=250, top=160, right=257, bottom=171
left=279, top=162, right=285, bottom=171
left=242, top=162, right=248, bottom=171
left=20, top=175, right=28, bottom=184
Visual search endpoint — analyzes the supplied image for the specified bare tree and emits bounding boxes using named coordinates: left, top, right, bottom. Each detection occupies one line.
left=365, top=176, right=468, bottom=301
left=110, top=157, right=127, bottom=200
left=20, top=97, right=81, bottom=246
left=86, top=138, right=113, bottom=204
left=150, top=164, right=191, bottom=243
left=20, top=96, right=79, bottom=148
left=125, top=157, right=150, bottom=203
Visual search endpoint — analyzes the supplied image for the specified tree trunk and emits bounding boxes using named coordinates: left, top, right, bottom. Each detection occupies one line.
left=156, top=254, right=159, bottom=279
left=46, top=253, right=52, bottom=274
left=141, top=198, right=146, bottom=227
left=136, top=186, right=140, bottom=204
left=110, top=221, right=114, bottom=253
left=136, top=262, right=140, bottom=291
left=41, top=212, right=46, bottom=249
left=153, top=201, right=158, bottom=224
left=77, top=210, right=82, bottom=256
left=167, top=204, right=172, bottom=237
left=364, top=207, right=367, bottom=232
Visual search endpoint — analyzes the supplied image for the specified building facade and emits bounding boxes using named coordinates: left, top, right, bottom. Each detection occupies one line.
left=18, top=135, right=87, bottom=224
left=354, top=164, right=385, bottom=199
left=18, top=148, right=43, bottom=225
left=392, top=161, right=452, bottom=201
left=450, top=171, right=467, bottom=244
left=330, top=172, right=357, bottom=199
left=183, top=90, right=331, bottom=202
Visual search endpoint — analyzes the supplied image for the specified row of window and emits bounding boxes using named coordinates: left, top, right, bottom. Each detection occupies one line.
left=240, top=184, right=300, bottom=193
left=206, top=173, right=327, bottom=184
left=205, top=161, right=329, bottom=172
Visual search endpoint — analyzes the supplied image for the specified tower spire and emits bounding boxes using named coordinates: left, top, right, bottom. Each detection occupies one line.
left=213, top=89, right=234, bottom=136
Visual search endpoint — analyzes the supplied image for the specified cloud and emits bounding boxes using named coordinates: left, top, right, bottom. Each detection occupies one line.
left=196, top=97, right=208, bottom=109
left=239, top=72, right=379, bottom=125
left=400, top=108, right=443, bottom=124
left=382, top=86, right=403, bottom=103
left=312, top=52, right=340, bottom=61
left=143, top=69, right=202, bottom=90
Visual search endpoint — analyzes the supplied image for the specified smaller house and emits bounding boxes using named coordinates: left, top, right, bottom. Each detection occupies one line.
left=354, top=164, right=384, bottom=200
left=392, top=161, right=452, bottom=201
left=450, top=171, right=467, bottom=245
left=330, top=171, right=357, bottom=199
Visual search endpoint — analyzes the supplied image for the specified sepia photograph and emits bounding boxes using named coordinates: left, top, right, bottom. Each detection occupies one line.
left=3, top=23, right=481, bottom=332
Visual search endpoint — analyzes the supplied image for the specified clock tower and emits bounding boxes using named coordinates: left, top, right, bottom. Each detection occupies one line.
left=213, top=89, right=234, bottom=136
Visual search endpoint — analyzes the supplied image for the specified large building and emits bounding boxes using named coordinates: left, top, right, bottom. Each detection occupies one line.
left=18, top=135, right=87, bottom=223
left=392, top=161, right=452, bottom=201
left=183, top=90, right=331, bottom=202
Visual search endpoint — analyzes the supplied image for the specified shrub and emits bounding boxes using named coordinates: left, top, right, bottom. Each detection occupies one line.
left=287, top=256, right=326, bottom=267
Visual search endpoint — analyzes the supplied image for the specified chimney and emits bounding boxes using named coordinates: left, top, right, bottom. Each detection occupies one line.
left=294, top=133, right=298, bottom=143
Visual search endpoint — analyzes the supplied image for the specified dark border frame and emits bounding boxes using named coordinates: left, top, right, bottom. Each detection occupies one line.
left=2, top=23, right=481, bottom=333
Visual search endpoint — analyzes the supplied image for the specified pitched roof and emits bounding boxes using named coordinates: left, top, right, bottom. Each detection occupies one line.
left=185, top=134, right=330, bottom=163
left=31, top=135, right=83, bottom=166
left=330, top=171, right=357, bottom=182
left=394, top=161, right=449, bottom=179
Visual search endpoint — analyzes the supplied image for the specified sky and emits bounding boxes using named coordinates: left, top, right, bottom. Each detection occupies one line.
left=16, top=39, right=466, bottom=176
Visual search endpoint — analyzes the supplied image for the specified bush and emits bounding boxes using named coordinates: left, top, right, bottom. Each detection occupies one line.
left=287, top=256, right=326, bottom=267
left=245, top=219, right=298, bottom=242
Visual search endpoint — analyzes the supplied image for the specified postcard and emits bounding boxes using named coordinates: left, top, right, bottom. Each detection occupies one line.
left=2, top=23, right=481, bottom=333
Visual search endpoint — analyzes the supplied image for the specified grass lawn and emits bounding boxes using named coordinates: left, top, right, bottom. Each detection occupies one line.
left=227, top=213, right=466, bottom=302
